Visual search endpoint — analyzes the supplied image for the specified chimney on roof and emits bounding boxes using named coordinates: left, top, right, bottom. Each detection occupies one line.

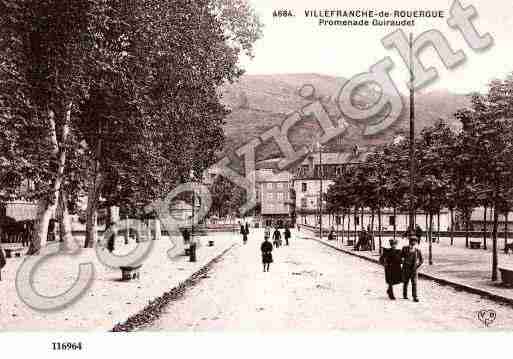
left=308, top=155, right=314, bottom=177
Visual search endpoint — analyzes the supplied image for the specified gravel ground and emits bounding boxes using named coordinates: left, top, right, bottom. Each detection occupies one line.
left=148, top=229, right=513, bottom=331
left=0, top=233, right=235, bottom=331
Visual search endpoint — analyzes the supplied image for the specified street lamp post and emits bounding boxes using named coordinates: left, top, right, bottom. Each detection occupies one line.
left=318, top=143, right=323, bottom=239
left=189, top=170, right=197, bottom=262
left=408, top=32, right=416, bottom=233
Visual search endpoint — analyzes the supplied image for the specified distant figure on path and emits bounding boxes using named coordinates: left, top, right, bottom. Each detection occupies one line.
left=273, top=227, right=282, bottom=248
left=0, top=245, right=5, bottom=281
left=242, top=224, right=248, bottom=245
left=328, top=227, right=336, bottom=241
left=264, top=225, right=271, bottom=240
left=415, top=224, right=423, bottom=242
left=182, top=228, right=191, bottom=244
left=261, top=236, right=273, bottom=272
left=284, top=226, right=291, bottom=246
left=245, top=222, right=250, bottom=236
left=240, top=221, right=245, bottom=239
left=401, top=236, right=424, bottom=302
left=379, top=239, right=402, bottom=300
left=355, top=229, right=370, bottom=251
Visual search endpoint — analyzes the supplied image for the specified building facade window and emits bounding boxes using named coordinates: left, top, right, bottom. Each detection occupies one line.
left=389, top=216, right=395, bottom=226
left=301, top=198, right=307, bottom=208
left=355, top=217, right=360, bottom=226
left=336, top=216, right=341, bottom=225
left=267, top=183, right=273, bottom=189
left=302, top=183, right=307, bottom=192
left=277, top=192, right=284, bottom=201
left=267, top=193, right=273, bottom=201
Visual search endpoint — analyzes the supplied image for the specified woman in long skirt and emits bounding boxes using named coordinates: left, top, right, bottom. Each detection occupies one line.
left=261, top=236, right=273, bottom=272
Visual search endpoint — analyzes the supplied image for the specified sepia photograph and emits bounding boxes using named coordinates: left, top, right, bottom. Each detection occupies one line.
left=1, top=0, right=513, bottom=356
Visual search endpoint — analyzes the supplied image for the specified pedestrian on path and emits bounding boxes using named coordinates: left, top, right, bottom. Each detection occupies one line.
left=328, top=227, right=336, bottom=241
left=264, top=225, right=271, bottom=239
left=401, top=236, right=424, bottom=302
left=379, top=239, right=402, bottom=300
left=245, top=222, right=250, bottom=236
left=415, top=224, right=423, bottom=242
left=284, top=226, right=291, bottom=246
left=273, top=227, right=282, bottom=248
left=261, top=236, right=273, bottom=272
left=240, top=221, right=245, bottom=240
left=0, top=244, right=5, bottom=281
left=242, top=225, right=249, bottom=245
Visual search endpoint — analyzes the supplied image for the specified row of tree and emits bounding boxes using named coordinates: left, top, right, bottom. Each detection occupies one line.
left=0, top=0, right=262, bottom=253
left=326, top=74, right=513, bottom=281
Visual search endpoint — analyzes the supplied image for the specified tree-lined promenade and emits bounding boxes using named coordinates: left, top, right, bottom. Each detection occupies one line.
left=0, top=0, right=262, bottom=253
left=326, top=75, right=513, bottom=281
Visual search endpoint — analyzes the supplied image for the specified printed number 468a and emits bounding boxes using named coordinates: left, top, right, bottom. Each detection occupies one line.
left=273, top=10, right=294, bottom=17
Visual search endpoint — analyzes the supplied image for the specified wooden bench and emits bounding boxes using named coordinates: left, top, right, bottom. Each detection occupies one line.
left=499, top=267, right=513, bottom=287
left=2, top=244, right=25, bottom=258
left=120, top=265, right=142, bottom=281
left=470, top=241, right=481, bottom=249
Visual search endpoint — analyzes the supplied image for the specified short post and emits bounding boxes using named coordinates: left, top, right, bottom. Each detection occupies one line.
left=189, top=242, right=197, bottom=262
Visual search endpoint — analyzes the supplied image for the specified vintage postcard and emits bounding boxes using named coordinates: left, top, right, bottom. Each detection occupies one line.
left=1, top=0, right=512, bottom=356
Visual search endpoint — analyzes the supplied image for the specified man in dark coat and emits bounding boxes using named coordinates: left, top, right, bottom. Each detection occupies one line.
left=245, top=222, right=250, bottom=236
left=0, top=245, right=6, bottom=281
left=261, top=237, right=273, bottom=272
left=242, top=225, right=248, bottom=245
left=415, top=225, right=423, bottom=242
left=379, top=239, right=402, bottom=300
left=273, top=227, right=282, bottom=248
left=240, top=222, right=245, bottom=239
left=284, top=227, right=291, bottom=246
left=401, top=236, right=424, bottom=302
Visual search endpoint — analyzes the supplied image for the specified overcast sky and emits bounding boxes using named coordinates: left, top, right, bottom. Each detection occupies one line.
left=243, top=0, right=513, bottom=94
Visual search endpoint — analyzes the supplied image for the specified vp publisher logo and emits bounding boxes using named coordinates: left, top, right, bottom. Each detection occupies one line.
left=477, top=309, right=496, bottom=327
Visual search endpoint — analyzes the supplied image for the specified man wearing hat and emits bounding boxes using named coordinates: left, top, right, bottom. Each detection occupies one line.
left=401, top=236, right=424, bottom=302
left=0, top=244, right=6, bottom=281
left=379, top=238, right=402, bottom=300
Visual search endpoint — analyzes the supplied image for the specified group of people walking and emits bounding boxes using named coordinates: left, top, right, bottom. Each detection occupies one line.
left=260, top=225, right=292, bottom=272
left=379, top=235, right=424, bottom=302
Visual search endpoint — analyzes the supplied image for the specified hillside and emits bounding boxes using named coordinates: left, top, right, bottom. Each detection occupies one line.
left=219, top=74, right=470, bottom=164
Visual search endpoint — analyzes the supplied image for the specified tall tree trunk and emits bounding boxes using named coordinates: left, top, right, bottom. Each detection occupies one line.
left=360, top=206, right=364, bottom=232
left=483, top=206, right=488, bottom=250
left=504, top=211, right=509, bottom=253
left=429, top=212, right=433, bottom=265
left=154, top=219, right=162, bottom=241
left=353, top=207, right=357, bottom=242
left=84, top=173, right=102, bottom=248
left=378, top=207, right=382, bottom=254
left=492, top=203, right=499, bottom=281
left=465, top=209, right=470, bottom=248
left=104, top=206, right=119, bottom=252
left=28, top=105, right=71, bottom=255
left=425, top=212, right=428, bottom=242
left=84, top=120, right=103, bottom=249
left=436, top=211, right=440, bottom=243
left=393, top=207, right=397, bottom=241
left=28, top=201, right=56, bottom=255
left=124, top=214, right=130, bottom=244
left=58, top=190, right=76, bottom=252
left=450, top=208, right=454, bottom=246
left=370, top=209, right=375, bottom=251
